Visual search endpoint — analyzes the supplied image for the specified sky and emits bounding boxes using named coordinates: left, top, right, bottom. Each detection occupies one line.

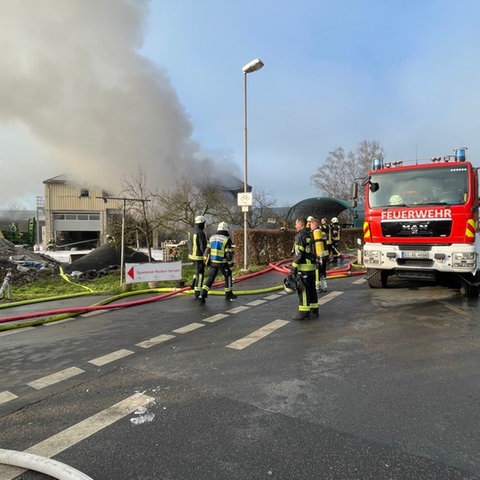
left=1, top=0, right=480, bottom=210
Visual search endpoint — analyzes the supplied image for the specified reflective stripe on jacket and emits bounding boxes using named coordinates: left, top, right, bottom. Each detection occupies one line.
left=188, top=226, right=207, bottom=261
left=292, top=228, right=316, bottom=272
left=208, top=232, right=233, bottom=264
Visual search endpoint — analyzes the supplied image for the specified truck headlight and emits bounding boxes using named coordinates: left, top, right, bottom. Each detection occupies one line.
left=452, top=252, right=476, bottom=268
left=363, top=249, right=381, bottom=265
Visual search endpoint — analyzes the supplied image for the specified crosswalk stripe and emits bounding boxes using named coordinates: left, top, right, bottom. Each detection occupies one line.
left=227, top=319, right=289, bottom=350
left=0, top=393, right=155, bottom=480
left=246, top=299, right=267, bottom=306
left=263, top=294, right=282, bottom=300
left=317, top=291, right=343, bottom=305
left=173, top=322, right=204, bottom=334
left=27, top=367, right=85, bottom=390
left=226, top=306, right=249, bottom=314
left=88, top=349, right=134, bottom=366
left=0, top=391, right=17, bottom=405
left=352, top=277, right=366, bottom=285
left=136, top=334, right=175, bottom=348
left=203, top=313, right=229, bottom=323
left=0, top=327, right=35, bottom=336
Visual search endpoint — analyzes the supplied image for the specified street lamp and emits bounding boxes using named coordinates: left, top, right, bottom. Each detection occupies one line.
left=242, top=58, right=264, bottom=271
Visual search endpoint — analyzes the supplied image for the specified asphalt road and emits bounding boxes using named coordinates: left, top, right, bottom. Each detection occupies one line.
left=0, top=270, right=479, bottom=479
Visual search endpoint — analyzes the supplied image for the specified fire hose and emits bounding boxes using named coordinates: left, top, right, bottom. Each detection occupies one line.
left=0, top=255, right=365, bottom=329
left=0, top=448, right=93, bottom=480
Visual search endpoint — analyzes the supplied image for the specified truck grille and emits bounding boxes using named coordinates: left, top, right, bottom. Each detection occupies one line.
left=381, top=219, right=452, bottom=238
left=396, top=258, right=434, bottom=267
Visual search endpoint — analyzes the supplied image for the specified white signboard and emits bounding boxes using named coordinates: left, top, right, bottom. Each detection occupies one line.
left=125, top=261, right=182, bottom=284
left=237, top=191, right=253, bottom=206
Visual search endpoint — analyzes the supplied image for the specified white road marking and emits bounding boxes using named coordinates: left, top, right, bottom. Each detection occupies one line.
left=43, top=318, right=75, bottom=326
left=352, top=277, right=366, bottom=285
left=317, top=291, right=343, bottom=305
left=0, top=391, right=17, bottom=405
left=263, top=294, right=282, bottom=300
left=227, top=319, right=289, bottom=350
left=203, top=313, right=229, bottom=323
left=246, top=299, right=267, bottom=306
left=173, top=322, right=205, bottom=334
left=136, top=334, right=175, bottom=348
left=88, top=349, right=134, bottom=366
left=0, top=327, right=35, bottom=336
left=27, top=367, right=85, bottom=390
left=226, top=306, right=249, bottom=314
left=80, top=309, right=110, bottom=317
left=0, top=393, right=155, bottom=480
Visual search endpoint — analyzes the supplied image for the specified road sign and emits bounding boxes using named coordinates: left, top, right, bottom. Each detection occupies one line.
left=237, top=192, right=253, bottom=206
left=125, top=261, right=182, bottom=284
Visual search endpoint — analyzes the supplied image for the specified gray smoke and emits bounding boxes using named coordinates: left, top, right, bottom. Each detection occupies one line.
left=0, top=0, right=232, bottom=206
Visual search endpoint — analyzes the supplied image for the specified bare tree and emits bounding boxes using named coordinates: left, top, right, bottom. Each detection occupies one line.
left=152, top=175, right=223, bottom=240
left=210, top=188, right=277, bottom=229
left=311, top=140, right=385, bottom=200
left=120, top=167, right=157, bottom=260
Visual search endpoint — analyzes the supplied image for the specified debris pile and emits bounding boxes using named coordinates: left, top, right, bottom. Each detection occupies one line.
left=0, top=239, right=154, bottom=284
left=62, top=244, right=151, bottom=280
left=0, top=238, right=61, bottom=285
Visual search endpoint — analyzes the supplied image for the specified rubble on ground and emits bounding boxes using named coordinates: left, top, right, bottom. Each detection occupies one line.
left=61, top=244, right=151, bottom=280
left=0, top=239, right=154, bottom=284
left=0, top=238, right=61, bottom=285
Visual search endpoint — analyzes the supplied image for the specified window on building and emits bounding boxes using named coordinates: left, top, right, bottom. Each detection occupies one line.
left=80, top=188, right=89, bottom=197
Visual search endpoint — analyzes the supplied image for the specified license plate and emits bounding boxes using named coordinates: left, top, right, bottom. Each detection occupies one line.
left=400, top=250, right=429, bottom=259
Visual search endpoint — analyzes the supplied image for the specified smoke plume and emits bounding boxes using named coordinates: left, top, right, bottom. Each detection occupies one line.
left=0, top=0, right=221, bottom=206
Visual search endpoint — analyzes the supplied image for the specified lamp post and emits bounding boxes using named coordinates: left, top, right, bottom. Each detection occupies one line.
left=242, top=58, right=264, bottom=271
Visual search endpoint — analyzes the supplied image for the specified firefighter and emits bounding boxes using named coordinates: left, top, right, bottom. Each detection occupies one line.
left=198, top=221, right=237, bottom=303
left=310, top=217, right=328, bottom=293
left=289, top=217, right=318, bottom=320
left=306, top=215, right=314, bottom=231
left=47, top=238, right=56, bottom=251
left=188, top=215, right=208, bottom=299
left=320, top=217, right=332, bottom=263
left=330, top=217, right=342, bottom=263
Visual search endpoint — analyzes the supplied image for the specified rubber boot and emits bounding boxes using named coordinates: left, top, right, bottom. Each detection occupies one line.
left=292, top=311, right=310, bottom=321
left=225, top=291, right=237, bottom=301
left=320, top=278, right=328, bottom=292
left=310, top=308, right=319, bottom=318
left=198, top=289, right=208, bottom=304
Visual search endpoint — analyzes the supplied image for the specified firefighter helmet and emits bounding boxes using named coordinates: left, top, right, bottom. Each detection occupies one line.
left=283, top=274, right=299, bottom=294
left=195, top=215, right=205, bottom=224
left=331, top=217, right=339, bottom=224
left=307, top=215, right=314, bottom=222
left=217, top=221, right=229, bottom=231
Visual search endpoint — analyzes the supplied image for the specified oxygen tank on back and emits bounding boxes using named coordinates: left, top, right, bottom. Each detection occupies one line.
left=313, top=228, right=325, bottom=257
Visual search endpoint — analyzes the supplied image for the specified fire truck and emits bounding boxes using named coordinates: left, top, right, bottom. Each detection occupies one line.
left=352, top=148, right=480, bottom=297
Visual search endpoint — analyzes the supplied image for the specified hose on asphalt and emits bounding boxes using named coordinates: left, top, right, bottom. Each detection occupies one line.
left=0, top=255, right=366, bottom=329
left=0, top=448, right=93, bottom=480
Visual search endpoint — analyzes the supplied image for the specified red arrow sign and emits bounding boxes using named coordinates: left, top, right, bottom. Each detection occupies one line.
left=127, top=266, right=135, bottom=280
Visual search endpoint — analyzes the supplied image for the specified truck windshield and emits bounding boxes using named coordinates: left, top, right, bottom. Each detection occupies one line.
left=368, top=165, right=469, bottom=208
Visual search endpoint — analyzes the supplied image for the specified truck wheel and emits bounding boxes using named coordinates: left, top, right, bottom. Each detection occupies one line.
left=367, top=268, right=388, bottom=288
left=462, top=281, right=480, bottom=298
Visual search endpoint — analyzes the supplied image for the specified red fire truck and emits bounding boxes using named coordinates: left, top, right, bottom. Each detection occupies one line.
left=353, top=148, right=480, bottom=297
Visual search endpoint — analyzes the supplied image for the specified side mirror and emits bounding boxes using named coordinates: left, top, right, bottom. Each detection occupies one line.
left=350, top=182, right=358, bottom=200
